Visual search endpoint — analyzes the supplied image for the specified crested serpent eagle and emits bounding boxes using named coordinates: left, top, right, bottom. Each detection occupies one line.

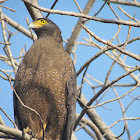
left=13, top=18, right=77, bottom=140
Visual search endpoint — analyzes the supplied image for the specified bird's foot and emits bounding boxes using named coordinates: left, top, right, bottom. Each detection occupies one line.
left=23, top=126, right=35, bottom=138
left=23, top=126, right=33, bottom=135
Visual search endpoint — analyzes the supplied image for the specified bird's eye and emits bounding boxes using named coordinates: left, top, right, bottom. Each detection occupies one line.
left=41, top=20, right=46, bottom=24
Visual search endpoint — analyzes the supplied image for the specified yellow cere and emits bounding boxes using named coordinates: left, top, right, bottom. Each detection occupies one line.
left=33, top=19, right=47, bottom=28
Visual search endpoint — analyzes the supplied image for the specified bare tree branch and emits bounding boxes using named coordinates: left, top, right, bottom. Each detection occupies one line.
left=0, top=107, right=17, bottom=128
left=113, top=87, right=131, bottom=139
left=0, top=8, right=17, bottom=74
left=22, top=0, right=140, bottom=27
left=0, top=116, right=5, bottom=125
left=66, top=0, right=95, bottom=54
left=76, top=113, right=103, bottom=140
left=91, top=84, right=139, bottom=108
left=75, top=65, right=140, bottom=130
left=0, top=124, right=37, bottom=140
left=23, top=0, right=43, bottom=20
left=108, top=0, right=140, bottom=7
left=78, top=122, right=96, bottom=139
left=77, top=46, right=111, bottom=76
left=109, top=117, right=140, bottom=129
left=77, top=89, right=118, bottom=140
left=117, top=5, right=139, bottom=22
left=2, top=14, right=37, bottom=39
left=81, top=24, right=140, bottom=61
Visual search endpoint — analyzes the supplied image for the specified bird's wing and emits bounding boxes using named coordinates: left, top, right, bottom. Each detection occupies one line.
left=65, top=69, right=77, bottom=140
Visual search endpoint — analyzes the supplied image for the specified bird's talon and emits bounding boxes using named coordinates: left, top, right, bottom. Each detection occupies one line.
left=23, top=126, right=33, bottom=135
left=31, top=131, right=35, bottom=139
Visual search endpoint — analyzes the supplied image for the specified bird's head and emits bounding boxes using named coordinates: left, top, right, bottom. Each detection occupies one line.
left=29, top=18, right=61, bottom=38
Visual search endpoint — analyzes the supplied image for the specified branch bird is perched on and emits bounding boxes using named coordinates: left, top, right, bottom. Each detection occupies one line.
left=13, top=18, right=77, bottom=140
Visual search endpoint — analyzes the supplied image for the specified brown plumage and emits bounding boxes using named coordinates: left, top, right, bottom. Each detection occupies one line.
left=13, top=18, right=77, bottom=140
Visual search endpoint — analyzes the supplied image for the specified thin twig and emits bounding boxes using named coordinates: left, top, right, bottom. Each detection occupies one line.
left=94, top=0, right=107, bottom=16
left=107, top=2, right=120, bottom=20
left=90, top=84, right=139, bottom=108
left=118, top=36, right=140, bottom=47
left=75, top=120, right=88, bottom=132
left=73, top=0, right=82, bottom=13
left=46, top=0, right=58, bottom=17
left=0, top=69, right=15, bottom=81
left=109, top=117, right=140, bottom=129
left=0, top=41, right=11, bottom=45
left=107, top=0, right=140, bottom=7
left=113, top=87, right=131, bottom=139
left=116, top=126, right=125, bottom=139
left=0, top=115, right=5, bottom=125
left=26, top=17, right=36, bottom=41
left=0, top=8, right=17, bottom=74
left=78, top=122, right=96, bottom=139
left=76, top=113, right=103, bottom=140
left=0, top=5, right=16, bottom=12
left=0, top=108, right=17, bottom=128
left=125, top=95, right=140, bottom=113
left=117, top=5, right=139, bottom=22
left=131, top=129, right=140, bottom=140
left=77, top=47, right=111, bottom=76
left=79, top=65, right=89, bottom=98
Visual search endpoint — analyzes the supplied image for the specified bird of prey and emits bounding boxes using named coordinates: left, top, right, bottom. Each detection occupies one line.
left=13, top=18, right=77, bottom=140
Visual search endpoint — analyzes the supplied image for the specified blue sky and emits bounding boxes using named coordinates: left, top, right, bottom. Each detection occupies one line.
left=0, top=0, right=140, bottom=140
